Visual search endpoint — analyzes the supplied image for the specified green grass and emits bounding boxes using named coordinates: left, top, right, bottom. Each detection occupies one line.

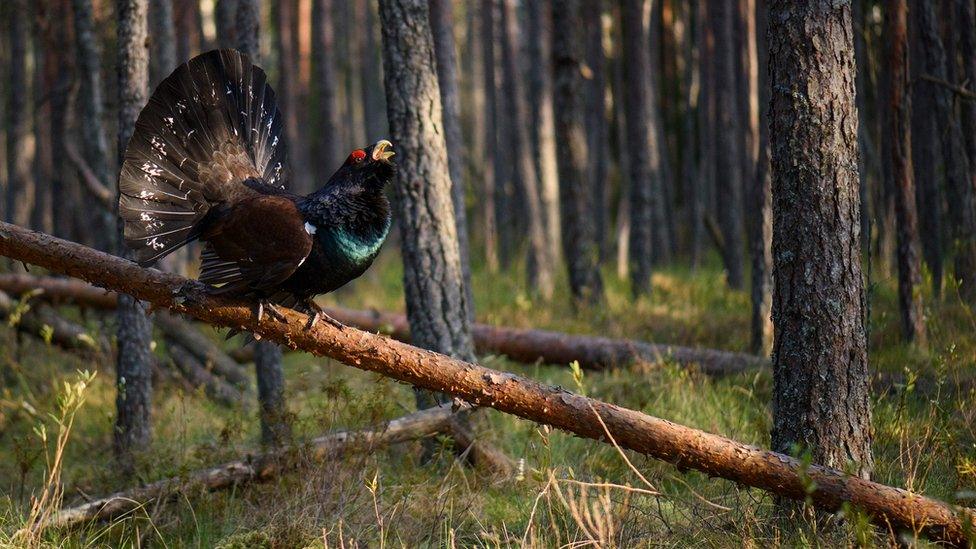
left=0, top=248, right=973, bottom=547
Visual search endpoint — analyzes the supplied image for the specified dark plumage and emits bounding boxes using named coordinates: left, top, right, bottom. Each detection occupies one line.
left=119, top=49, right=395, bottom=323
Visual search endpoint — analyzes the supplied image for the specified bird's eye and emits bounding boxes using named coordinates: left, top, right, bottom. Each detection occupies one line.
left=349, top=149, right=367, bottom=164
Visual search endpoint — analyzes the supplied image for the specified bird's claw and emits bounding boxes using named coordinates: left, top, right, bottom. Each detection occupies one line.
left=302, top=300, right=345, bottom=331
left=255, top=300, right=287, bottom=324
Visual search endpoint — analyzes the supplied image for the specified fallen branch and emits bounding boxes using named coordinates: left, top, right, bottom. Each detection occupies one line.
left=0, top=274, right=766, bottom=374
left=0, top=291, right=107, bottom=353
left=919, top=73, right=976, bottom=101
left=166, top=341, right=246, bottom=407
left=46, top=404, right=461, bottom=529
left=447, top=419, right=515, bottom=476
left=156, top=313, right=250, bottom=388
left=1, top=222, right=972, bottom=545
left=64, top=142, right=115, bottom=209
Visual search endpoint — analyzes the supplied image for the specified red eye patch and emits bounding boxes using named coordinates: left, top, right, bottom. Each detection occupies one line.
left=348, top=149, right=367, bottom=164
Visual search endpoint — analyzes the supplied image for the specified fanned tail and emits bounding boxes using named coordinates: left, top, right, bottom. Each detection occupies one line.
left=119, top=49, right=287, bottom=265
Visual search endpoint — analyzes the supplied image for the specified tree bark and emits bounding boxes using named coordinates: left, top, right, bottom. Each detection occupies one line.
left=378, top=0, right=477, bottom=412
left=884, top=0, right=927, bottom=345
left=712, top=0, right=745, bottom=289
left=71, top=0, right=115, bottom=252
left=148, top=0, right=176, bottom=85
left=215, top=0, right=238, bottom=48
left=115, top=0, right=155, bottom=471
left=552, top=0, right=605, bottom=306
left=480, top=0, right=499, bottom=272
left=583, top=0, right=610, bottom=261
left=273, top=0, right=312, bottom=193
left=312, top=0, right=339, bottom=171
left=235, top=0, right=261, bottom=60
left=173, top=0, right=204, bottom=71
left=768, top=0, right=872, bottom=478
left=45, top=405, right=464, bottom=531
left=749, top=0, right=773, bottom=356
left=5, top=0, right=34, bottom=228
left=0, top=223, right=971, bottom=547
left=429, top=0, right=477, bottom=313
left=914, top=0, right=976, bottom=303
left=526, top=1, right=563, bottom=265
left=620, top=0, right=661, bottom=297
left=680, top=0, right=704, bottom=270
left=958, top=0, right=976, bottom=184
left=500, top=0, right=554, bottom=298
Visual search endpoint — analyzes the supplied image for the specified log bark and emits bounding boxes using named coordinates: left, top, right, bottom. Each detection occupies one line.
left=166, top=341, right=246, bottom=407
left=44, top=405, right=463, bottom=530
left=0, top=222, right=971, bottom=546
left=155, top=313, right=250, bottom=388
left=0, top=274, right=768, bottom=375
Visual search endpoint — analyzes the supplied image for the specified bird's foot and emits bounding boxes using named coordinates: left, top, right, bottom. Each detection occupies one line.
left=255, top=300, right=288, bottom=324
left=302, top=300, right=345, bottom=331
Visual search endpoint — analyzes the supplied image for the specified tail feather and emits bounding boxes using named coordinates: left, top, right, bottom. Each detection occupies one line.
left=119, top=49, right=287, bottom=265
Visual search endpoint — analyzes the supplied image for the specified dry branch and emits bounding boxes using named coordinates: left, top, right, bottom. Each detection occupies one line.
left=0, top=290, right=106, bottom=353
left=0, top=223, right=972, bottom=545
left=0, top=274, right=766, bottom=374
left=46, top=404, right=461, bottom=529
left=166, top=341, right=246, bottom=407
left=64, top=141, right=115, bottom=209
left=155, top=313, right=250, bottom=388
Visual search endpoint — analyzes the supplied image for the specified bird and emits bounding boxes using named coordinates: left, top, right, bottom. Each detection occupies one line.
left=118, top=49, right=396, bottom=329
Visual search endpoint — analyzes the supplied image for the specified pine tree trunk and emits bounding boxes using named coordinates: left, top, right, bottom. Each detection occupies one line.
left=750, top=0, right=773, bottom=355
left=5, top=0, right=34, bottom=228
left=378, top=0, right=477, bottom=413
left=884, top=0, right=927, bottom=345
left=499, top=0, right=554, bottom=298
left=39, top=0, right=75, bottom=242
left=681, top=0, right=703, bottom=270
left=712, top=0, right=745, bottom=289
left=215, top=0, right=238, bottom=48
left=648, top=0, right=674, bottom=264
left=480, top=0, right=499, bottom=272
left=696, top=0, right=715, bottom=268
left=71, top=0, right=115, bottom=252
left=274, top=0, right=311, bottom=193
left=173, top=0, right=203, bottom=64
left=583, top=0, right=610, bottom=261
left=32, top=21, right=53, bottom=235
left=914, top=0, right=976, bottom=303
left=360, top=1, right=387, bottom=141
left=620, top=0, right=659, bottom=297
left=957, top=0, right=976, bottom=225
left=115, top=0, right=154, bottom=471
left=312, top=0, right=339, bottom=170
left=552, top=0, right=605, bottom=306
left=430, top=0, right=476, bottom=313
left=149, top=0, right=176, bottom=84
left=237, top=0, right=291, bottom=447
left=768, top=0, right=872, bottom=479
left=526, top=1, right=562, bottom=265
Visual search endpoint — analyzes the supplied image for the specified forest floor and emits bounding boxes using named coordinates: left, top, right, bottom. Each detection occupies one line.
left=0, top=249, right=973, bottom=548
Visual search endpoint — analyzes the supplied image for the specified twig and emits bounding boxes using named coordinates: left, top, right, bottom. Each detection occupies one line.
left=919, top=74, right=976, bottom=101
left=64, top=141, right=114, bottom=209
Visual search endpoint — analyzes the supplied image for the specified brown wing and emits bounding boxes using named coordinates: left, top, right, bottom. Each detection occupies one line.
left=198, top=195, right=313, bottom=294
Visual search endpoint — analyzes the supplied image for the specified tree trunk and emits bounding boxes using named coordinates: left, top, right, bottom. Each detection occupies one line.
left=215, top=0, right=238, bottom=48
left=429, top=0, right=476, bottom=315
left=500, top=0, right=554, bottom=298
left=696, top=0, right=715, bottom=269
left=526, top=1, right=563, bottom=266
left=552, top=0, right=605, bottom=306
left=173, top=0, right=203, bottom=64
left=768, top=0, right=872, bottom=478
left=1, top=224, right=971, bottom=548
left=5, top=0, right=34, bottom=229
left=914, top=0, right=976, bottom=303
left=235, top=0, right=260, bottom=60
left=71, top=0, right=115, bottom=252
left=312, top=0, right=339, bottom=171
left=274, top=0, right=312, bottom=193
left=885, top=0, right=927, bottom=345
left=680, top=0, right=704, bottom=269
left=583, top=0, right=610, bottom=261
left=712, top=0, right=745, bottom=289
left=480, top=0, right=499, bottom=272
left=620, top=0, right=660, bottom=297
left=648, top=0, right=675, bottom=264
left=378, top=0, right=477, bottom=412
left=958, top=0, right=976, bottom=182
left=149, top=0, right=176, bottom=85
left=360, top=1, right=388, bottom=141
left=115, top=0, right=154, bottom=471
left=749, top=0, right=773, bottom=355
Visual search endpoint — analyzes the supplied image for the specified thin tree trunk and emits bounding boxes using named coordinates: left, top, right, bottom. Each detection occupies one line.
left=173, top=0, right=203, bottom=64
left=149, top=0, right=176, bottom=85
left=957, top=0, right=976, bottom=219
left=500, top=0, right=554, bottom=298
left=32, top=33, right=53, bottom=235
left=237, top=0, right=291, bottom=448
left=378, top=0, right=477, bottom=415
left=583, top=0, right=610, bottom=261
left=526, top=1, right=562, bottom=265
left=712, top=0, right=745, bottom=289
left=696, top=0, right=715, bottom=268
left=681, top=0, right=704, bottom=269
left=312, top=0, right=339, bottom=171
left=430, top=0, right=477, bottom=314
left=552, top=0, right=605, bottom=306
left=884, top=0, right=927, bottom=345
left=648, top=0, right=674, bottom=264
left=71, top=0, right=115, bottom=252
left=915, top=0, right=976, bottom=303
left=749, top=0, right=773, bottom=355
left=6, top=0, right=34, bottom=229
left=360, top=1, right=387, bottom=140
left=620, top=0, right=659, bottom=297
left=480, top=0, right=499, bottom=272
left=768, top=0, right=872, bottom=479
left=115, top=0, right=154, bottom=472
left=274, top=0, right=311, bottom=193
left=215, top=0, right=238, bottom=48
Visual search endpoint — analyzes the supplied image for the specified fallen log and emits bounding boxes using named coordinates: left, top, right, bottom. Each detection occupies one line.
left=46, top=404, right=462, bottom=529
left=1, top=222, right=971, bottom=545
left=155, top=313, right=250, bottom=388
left=0, top=273, right=118, bottom=309
left=0, top=291, right=107, bottom=353
left=0, top=274, right=766, bottom=374
left=166, top=341, right=246, bottom=407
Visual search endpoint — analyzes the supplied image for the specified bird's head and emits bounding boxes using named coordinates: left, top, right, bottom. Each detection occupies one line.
left=327, top=139, right=396, bottom=190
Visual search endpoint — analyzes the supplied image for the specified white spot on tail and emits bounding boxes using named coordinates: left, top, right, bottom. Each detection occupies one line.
left=304, top=222, right=317, bottom=235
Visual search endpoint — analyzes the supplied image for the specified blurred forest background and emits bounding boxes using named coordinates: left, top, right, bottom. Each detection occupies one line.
left=0, top=0, right=974, bottom=547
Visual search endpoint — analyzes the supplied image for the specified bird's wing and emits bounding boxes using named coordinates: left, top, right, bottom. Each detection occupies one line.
left=199, top=195, right=313, bottom=293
